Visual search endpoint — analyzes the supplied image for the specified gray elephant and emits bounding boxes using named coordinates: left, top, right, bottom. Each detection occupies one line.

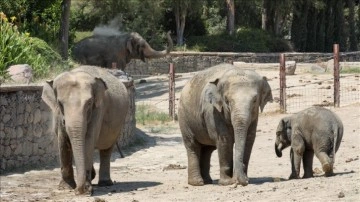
left=42, top=65, right=129, bottom=195
left=275, top=106, right=343, bottom=179
left=72, top=31, right=173, bottom=70
left=178, top=64, right=273, bottom=186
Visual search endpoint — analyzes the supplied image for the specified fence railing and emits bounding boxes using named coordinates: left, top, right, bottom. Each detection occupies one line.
left=134, top=47, right=359, bottom=117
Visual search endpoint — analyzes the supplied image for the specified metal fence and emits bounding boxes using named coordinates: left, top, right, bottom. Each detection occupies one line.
left=134, top=48, right=359, bottom=117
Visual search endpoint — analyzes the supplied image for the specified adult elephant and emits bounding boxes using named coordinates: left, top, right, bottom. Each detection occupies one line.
left=178, top=64, right=273, bottom=186
left=72, top=31, right=173, bottom=70
left=42, top=65, right=129, bottom=195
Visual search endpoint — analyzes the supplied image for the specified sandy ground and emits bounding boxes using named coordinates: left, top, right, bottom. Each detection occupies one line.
left=1, top=68, right=359, bottom=202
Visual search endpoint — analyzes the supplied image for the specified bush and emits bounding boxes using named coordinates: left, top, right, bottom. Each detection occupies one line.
left=185, top=28, right=291, bottom=52
left=136, top=104, right=171, bottom=125
left=0, top=12, right=64, bottom=79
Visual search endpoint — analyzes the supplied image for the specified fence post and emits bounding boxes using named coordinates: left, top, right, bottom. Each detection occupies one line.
left=169, top=63, right=175, bottom=120
left=279, top=54, right=286, bottom=113
left=333, top=44, right=340, bottom=108
left=112, top=62, right=117, bottom=69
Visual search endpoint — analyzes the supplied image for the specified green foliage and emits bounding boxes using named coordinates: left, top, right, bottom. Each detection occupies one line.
left=340, top=67, right=360, bottom=74
left=0, top=12, right=64, bottom=79
left=136, top=104, right=172, bottom=125
left=185, top=27, right=291, bottom=52
left=0, top=0, right=75, bottom=49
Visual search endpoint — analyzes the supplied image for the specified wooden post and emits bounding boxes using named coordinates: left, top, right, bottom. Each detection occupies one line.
left=279, top=54, right=286, bottom=113
left=169, top=63, right=175, bottom=119
left=333, top=44, right=340, bottom=107
left=112, top=62, right=117, bottom=69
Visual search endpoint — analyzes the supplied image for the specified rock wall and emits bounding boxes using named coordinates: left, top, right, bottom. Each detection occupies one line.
left=0, top=81, right=136, bottom=173
left=126, top=51, right=360, bottom=76
left=0, top=85, right=56, bottom=172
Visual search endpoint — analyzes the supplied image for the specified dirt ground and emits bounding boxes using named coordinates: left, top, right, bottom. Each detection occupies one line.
left=0, top=68, right=359, bottom=202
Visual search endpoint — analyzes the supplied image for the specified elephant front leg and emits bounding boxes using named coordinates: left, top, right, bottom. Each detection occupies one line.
left=289, top=148, right=302, bottom=179
left=98, top=146, right=114, bottom=186
left=58, top=130, right=76, bottom=190
left=217, top=141, right=235, bottom=186
left=302, top=150, right=314, bottom=178
left=243, top=120, right=258, bottom=175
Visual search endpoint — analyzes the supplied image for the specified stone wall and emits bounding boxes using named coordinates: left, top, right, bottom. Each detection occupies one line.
left=126, top=51, right=360, bottom=76
left=0, top=85, right=56, bottom=172
left=0, top=80, right=136, bottom=173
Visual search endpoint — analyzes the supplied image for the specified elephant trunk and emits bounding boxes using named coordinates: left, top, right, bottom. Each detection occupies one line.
left=275, top=143, right=283, bottom=157
left=143, top=31, right=173, bottom=58
left=67, top=119, right=88, bottom=195
left=232, top=109, right=251, bottom=186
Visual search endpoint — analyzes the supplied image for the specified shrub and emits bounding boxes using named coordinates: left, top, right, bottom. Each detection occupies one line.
left=185, top=28, right=291, bottom=52
left=136, top=104, right=171, bottom=125
left=0, top=12, right=64, bottom=80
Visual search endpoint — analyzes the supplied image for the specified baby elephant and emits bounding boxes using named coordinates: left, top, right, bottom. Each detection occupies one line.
left=275, top=106, right=343, bottom=179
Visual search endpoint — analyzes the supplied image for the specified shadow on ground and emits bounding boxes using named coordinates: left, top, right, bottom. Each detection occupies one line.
left=92, top=181, right=162, bottom=196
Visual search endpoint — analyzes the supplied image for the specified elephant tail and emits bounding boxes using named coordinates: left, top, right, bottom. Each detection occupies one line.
left=331, top=126, right=340, bottom=166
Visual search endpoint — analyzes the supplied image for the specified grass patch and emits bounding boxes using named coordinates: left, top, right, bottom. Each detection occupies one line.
left=136, top=104, right=172, bottom=126
left=341, top=67, right=360, bottom=74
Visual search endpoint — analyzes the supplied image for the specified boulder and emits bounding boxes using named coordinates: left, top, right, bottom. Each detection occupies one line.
left=7, top=64, right=33, bottom=84
left=285, top=61, right=296, bottom=75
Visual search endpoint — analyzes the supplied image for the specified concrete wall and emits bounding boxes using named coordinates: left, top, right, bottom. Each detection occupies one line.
left=0, top=80, right=136, bottom=173
left=126, top=51, right=360, bottom=76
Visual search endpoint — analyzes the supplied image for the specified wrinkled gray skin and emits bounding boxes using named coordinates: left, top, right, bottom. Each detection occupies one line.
left=72, top=31, right=173, bottom=70
left=42, top=66, right=129, bottom=195
left=178, top=64, right=273, bottom=186
left=275, top=106, right=343, bottom=179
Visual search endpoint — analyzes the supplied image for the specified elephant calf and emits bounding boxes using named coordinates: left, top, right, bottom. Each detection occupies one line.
left=275, top=106, right=344, bottom=179
left=42, top=65, right=129, bottom=195
left=178, top=63, right=273, bottom=186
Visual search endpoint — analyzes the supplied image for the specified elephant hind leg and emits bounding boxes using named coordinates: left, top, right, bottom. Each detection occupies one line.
left=316, top=151, right=334, bottom=177
left=98, top=146, right=114, bottom=186
left=186, top=145, right=205, bottom=186
left=200, top=146, right=215, bottom=184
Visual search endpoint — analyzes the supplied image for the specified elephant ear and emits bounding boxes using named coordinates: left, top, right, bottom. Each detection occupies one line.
left=93, top=77, right=108, bottom=107
left=42, top=80, right=57, bottom=112
left=276, top=117, right=291, bottom=139
left=203, top=78, right=223, bottom=112
left=260, top=76, right=273, bottom=112
left=127, top=33, right=146, bottom=62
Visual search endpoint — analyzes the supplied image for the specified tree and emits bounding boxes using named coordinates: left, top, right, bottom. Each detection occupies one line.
left=226, top=0, right=235, bottom=35
left=60, top=0, right=71, bottom=60
left=347, top=0, right=358, bottom=51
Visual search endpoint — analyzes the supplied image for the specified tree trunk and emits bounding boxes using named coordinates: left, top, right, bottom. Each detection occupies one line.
left=60, top=0, right=71, bottom=60
left=174, top=0, right=187, bottom=46
left=226, top=0, right=235, bottom=36
left=347, top=0, right=358, bottom=51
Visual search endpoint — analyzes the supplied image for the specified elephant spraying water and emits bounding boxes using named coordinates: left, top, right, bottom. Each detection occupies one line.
left=72, top=31, right=173, bottom=70
left=178, top=63, right=273, bottom=186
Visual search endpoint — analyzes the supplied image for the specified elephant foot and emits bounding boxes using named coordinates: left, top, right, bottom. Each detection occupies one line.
left=322, top=163, right=334, bottom=177
left=302, top=173, right=313, bottom=178
left=58, top=179, right=76, bottom=190
left=288, top=173, right=300, bottom=180
left=98, top=179, right=114, bottom=187
left=75, top=181, right=93, bottom=195
left=203, top=177, right=213, bottom=184
left=235, top=175, right=249, bottom=186
left=218, top=178, right=235, bottom=186
left=188, top=177, right=205, bottom=186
